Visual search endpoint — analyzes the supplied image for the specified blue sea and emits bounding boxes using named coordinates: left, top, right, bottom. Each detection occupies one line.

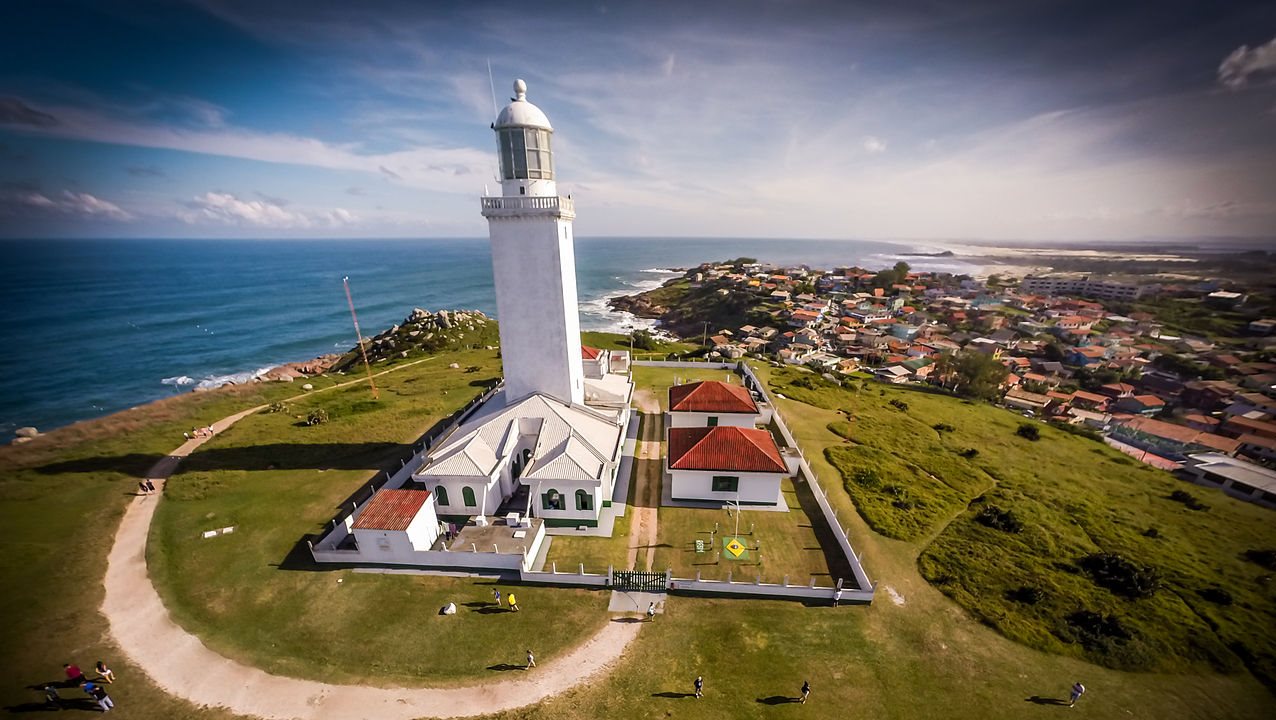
left=0, top=236, right=980, bottom=439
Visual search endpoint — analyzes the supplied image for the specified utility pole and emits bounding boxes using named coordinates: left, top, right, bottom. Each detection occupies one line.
left=702, top=321, right=709, bottom=349
left=343, top=276, right=379, bottom=400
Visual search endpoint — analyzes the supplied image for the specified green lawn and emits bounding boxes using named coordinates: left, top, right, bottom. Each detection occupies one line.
left=651, top=477, right=848, bottom=585
left=148, top=348, right=612, bottom=687
left=581, top=330, right=698, bottom=357
left=631, top=365, right=744, bottom=411
left=761, top=364, right=1276, bottom=688
left=544, top=507, right=634, bottom=574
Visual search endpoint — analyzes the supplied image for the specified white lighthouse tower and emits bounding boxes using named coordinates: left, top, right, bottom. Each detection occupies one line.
left=481, top=79, right=585, bottom=406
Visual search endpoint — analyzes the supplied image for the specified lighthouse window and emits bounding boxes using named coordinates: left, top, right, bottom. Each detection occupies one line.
left=497, top=127, right=553, bottom=181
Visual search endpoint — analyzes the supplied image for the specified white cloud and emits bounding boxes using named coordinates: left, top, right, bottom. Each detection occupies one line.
left=4, top=189, right=132, bottom=220
left=863, top=136, right=887, bottom=153
left=1218, top=35, right=1276, bottom=89
left=180, top=191, right=354, bottom=228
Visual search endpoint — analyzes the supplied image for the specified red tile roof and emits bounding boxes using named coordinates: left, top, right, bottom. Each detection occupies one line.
left=669, top=380, right=758, bottom=414
left=1117, top=416, right=1241, bottom=453
left=352, top=489, right=431, bottom=531
left=668, top=426, right=787, bottom=473
left=581, top=345, right=603, bottom=360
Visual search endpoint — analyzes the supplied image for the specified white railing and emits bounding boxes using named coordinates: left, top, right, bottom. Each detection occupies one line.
left=480, top=195, right=574, bottom=216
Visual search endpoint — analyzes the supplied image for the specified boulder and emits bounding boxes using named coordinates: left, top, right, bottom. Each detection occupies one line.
left=448, top=362, right=460, bottom=369
left=301, top=383, right=314, bottom=391
left=440, top=602, right=458, bottom=615
left=14, top=426, right=39, bottom=438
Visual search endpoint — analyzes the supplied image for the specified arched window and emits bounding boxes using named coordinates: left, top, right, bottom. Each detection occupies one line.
left=575, top=489, right=592, bottom=511
left=462, top=486, right=477, bottom=507
left=543, top=489, right=562, bottom=511
left=435, top=486, right=449, bottom=506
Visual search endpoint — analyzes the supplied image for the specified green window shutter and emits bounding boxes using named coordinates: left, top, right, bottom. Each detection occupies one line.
left=435, top=486, right=449, bottom=506
left=462, top=486, right=476, bottom=507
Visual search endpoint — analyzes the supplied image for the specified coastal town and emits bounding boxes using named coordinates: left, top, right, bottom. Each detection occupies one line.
left=614, top=259, right=1276, bottom=508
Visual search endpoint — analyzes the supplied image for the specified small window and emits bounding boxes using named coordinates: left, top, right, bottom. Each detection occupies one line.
left=576, top=489, right=592, bottom=511
left=712, top=476, right=739, bottom=492
left=435, top=486, right=449, bottom=506
left=707, top=416, right=718, bottom=427
left=543, top=489, right=563, bottom=510
left=462, top=486, right=476, bottom=507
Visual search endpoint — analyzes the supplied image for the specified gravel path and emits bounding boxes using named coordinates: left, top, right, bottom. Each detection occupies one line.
left=101, top=377, right=641, bottom=719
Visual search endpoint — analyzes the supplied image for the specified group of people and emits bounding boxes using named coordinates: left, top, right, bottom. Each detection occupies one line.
left=47, top=661, right=117, bottom=711
left=136, top=478, right=158, bottom=495
left=492, top=588, right=520, bottom=611
left=690, top=676, right=811, bottom=703
left=184, top=426, right=214, bottom=440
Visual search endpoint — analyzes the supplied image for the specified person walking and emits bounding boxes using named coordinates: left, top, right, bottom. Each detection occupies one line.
left=64, top=663, right=85, bottom=685
left=43, top=684, right=62, bottom=710
left=83, top=682, right=114, bottom=712
left=1069, top=681, right=1086, bottom=707
left=138, top=480, right=151, bottom=495
left=492, top=588, right=502, bottom=607
left=507, top=592, right=519, bottom=611
left=525, top=649, right=536, bottom=669
left=694, top=675, right=704, bottom=699
left=800, top=680, right=811, bottom=704
left=145, top=479, right=157, bottom=493
left=95, top=660, right=115, bottom=683
left=646, top=602, right=656, bottom=622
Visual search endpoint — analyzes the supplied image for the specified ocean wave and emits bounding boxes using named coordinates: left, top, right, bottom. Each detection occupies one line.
left=161, top=375, right=195, bottom=387
left=640, top=267, right=681, bottom=274
left=162, top=365, right=279, bottom=391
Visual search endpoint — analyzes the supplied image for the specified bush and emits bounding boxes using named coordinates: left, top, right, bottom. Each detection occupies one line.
left=959, top=447, right=980, bottom=459
left=1142, top=527, right=1160, bottom=539
left=975, top=504, right=1023, bottom=533
left=264, top=401, right=290, bottom=414
left=1243, top=549, right=1276, bottom=570
left=1079, top=553, right=1161, bottom=599
left=933, top=422, right=955, bottom=432
left=1199, top=587, right=1234, bottom=606
left=1006, top=586, right=1045, bottom=604
left=890, top=398, right=910, bottom=411
left=305, top=408, right=330, bottom=426
left=1065, top=610, right=1132, bottom=651
left=1168, top=489, right=1209, bottom=511
left=1016, top=422, right=1040, bottom=441
left=851, top=468, right=880, bottom=488
left=631, top=329, right=659, bottom=351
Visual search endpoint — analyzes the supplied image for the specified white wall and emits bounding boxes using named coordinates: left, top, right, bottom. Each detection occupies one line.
left=405, top=501, right=441, bottom=549
left=533, top=479, right=603, bottom=522
left=428, top=474, right=499, bottom=516
left=668, top=411, right=760, bottom=428
left=668, top=469, right=785, bottom=505
left=488, top=215, right=584, bottom=405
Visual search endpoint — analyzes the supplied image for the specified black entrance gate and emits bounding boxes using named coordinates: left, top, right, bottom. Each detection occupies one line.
left=612, top=570, right=666, bottom=592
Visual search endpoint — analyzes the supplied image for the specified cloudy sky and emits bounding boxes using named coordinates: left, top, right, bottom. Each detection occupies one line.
left=1, top=0, right=1274, bottom=241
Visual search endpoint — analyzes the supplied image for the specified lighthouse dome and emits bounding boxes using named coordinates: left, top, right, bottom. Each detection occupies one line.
left=495, top=79, right=552, bottom=130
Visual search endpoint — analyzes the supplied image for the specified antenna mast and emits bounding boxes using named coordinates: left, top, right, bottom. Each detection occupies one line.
left=342, top=276, right=380, bottom=400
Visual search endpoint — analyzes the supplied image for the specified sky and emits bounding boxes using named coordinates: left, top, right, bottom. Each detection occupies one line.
left=1, top=0, right=1275, bottom=242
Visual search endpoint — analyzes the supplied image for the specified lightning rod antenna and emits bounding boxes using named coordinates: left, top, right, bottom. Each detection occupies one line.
left=343, top=276, right=380, bottom=400
left=486, top=58, right=499, bottom=118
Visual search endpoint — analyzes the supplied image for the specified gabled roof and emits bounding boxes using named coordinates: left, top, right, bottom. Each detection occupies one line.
left=669, top=380, right=758, bottom=414
left=353, top=489, right=431, bottom=531
left=667, top=426, right=787, bottom=473
left=581, top=345, right=603, bottom=360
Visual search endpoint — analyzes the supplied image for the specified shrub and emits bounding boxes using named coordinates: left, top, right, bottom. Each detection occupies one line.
left=1006, top=586, right=1045, bottom=604
left=959, top=447, right=980, bottom=459
left=889, top=398, right=910, bottom=411
left=1142, top=527, right=1160, bottom=539
left=1065, top=610, right=1132, bottom=651
left=1168, top=489, right=1209, bottom=511
left=1016, top=422, right=1040, bottom=441
left=933, top=422, right=955, bottom=432
left=631, top=329, right=658, bottom=351
left=1199, top=587, right=1234, bottom=606
left=1243, top=549, right=1276, bottom=570
left=851, top=468, right=880, bottom=488
left=305, top=408, right=330, bottom=426
left=1079, top=553, right=1161, bottom=598
left=264, top=401, right=290, bottom=414
left=975, top=504, right=1023, bottom=533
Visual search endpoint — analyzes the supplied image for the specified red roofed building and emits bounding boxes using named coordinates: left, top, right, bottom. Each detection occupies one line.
left=669, top=380, right=766, bottom=428
left=350, top=489, right=440, bottom=556
left=667, top=426, right=792, bottom=505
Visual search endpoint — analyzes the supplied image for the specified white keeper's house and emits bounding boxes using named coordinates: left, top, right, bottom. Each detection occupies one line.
left=665, top=380, right=793, bottom=506
left=410, top=79, right=633, bottom=529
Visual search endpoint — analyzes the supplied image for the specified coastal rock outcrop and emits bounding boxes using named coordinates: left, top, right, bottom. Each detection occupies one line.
left=331, top=308, right=496, bottom=372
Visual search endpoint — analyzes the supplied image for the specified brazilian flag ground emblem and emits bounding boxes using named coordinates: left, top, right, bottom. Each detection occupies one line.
left=723, top=536, right=749, bottom=560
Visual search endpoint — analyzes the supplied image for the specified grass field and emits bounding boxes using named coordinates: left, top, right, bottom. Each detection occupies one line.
left=5, top=345, right=1276, bottom=720
left=148, top=348, right=612, bottom=687
left=631, top=364, right=743, bottom=411
left=762, top=364, right=1276, bottom=687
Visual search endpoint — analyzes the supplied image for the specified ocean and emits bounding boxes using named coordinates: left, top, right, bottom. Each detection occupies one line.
left=0, top=236, right=980, bottom=439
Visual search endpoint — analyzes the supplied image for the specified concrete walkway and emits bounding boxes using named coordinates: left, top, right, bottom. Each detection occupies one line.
left=100, top=367, right=642, bottom=719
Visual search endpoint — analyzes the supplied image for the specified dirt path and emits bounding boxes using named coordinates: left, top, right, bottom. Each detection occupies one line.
left=626, top=391, right=663, bottom=572
left=100, top=360, right=643, bottom=719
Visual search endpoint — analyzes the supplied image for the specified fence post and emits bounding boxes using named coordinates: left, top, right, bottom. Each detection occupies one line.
left=552, top=561, right=557, bottom=574
left=471, top=543, right=477, bottom=552
left=696, top=570, right=701, bottom=582
left=726, top=570, right=733, bottom=583
left=665, top=568, right=672, bottom=588
left=579, top=563, right=585, bottom=576
left=607, top=565, right=612, bottom=585
left=783, top=574, right=789, bottom=586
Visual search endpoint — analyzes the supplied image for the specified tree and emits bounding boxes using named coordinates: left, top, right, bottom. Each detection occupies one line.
left=933, top=350, right=1007, bottom=401
left=631, top=329, right=658, bottom=351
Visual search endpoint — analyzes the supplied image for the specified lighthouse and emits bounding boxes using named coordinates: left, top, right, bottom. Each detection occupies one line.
left=481, top=79, right=585, bottom=406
